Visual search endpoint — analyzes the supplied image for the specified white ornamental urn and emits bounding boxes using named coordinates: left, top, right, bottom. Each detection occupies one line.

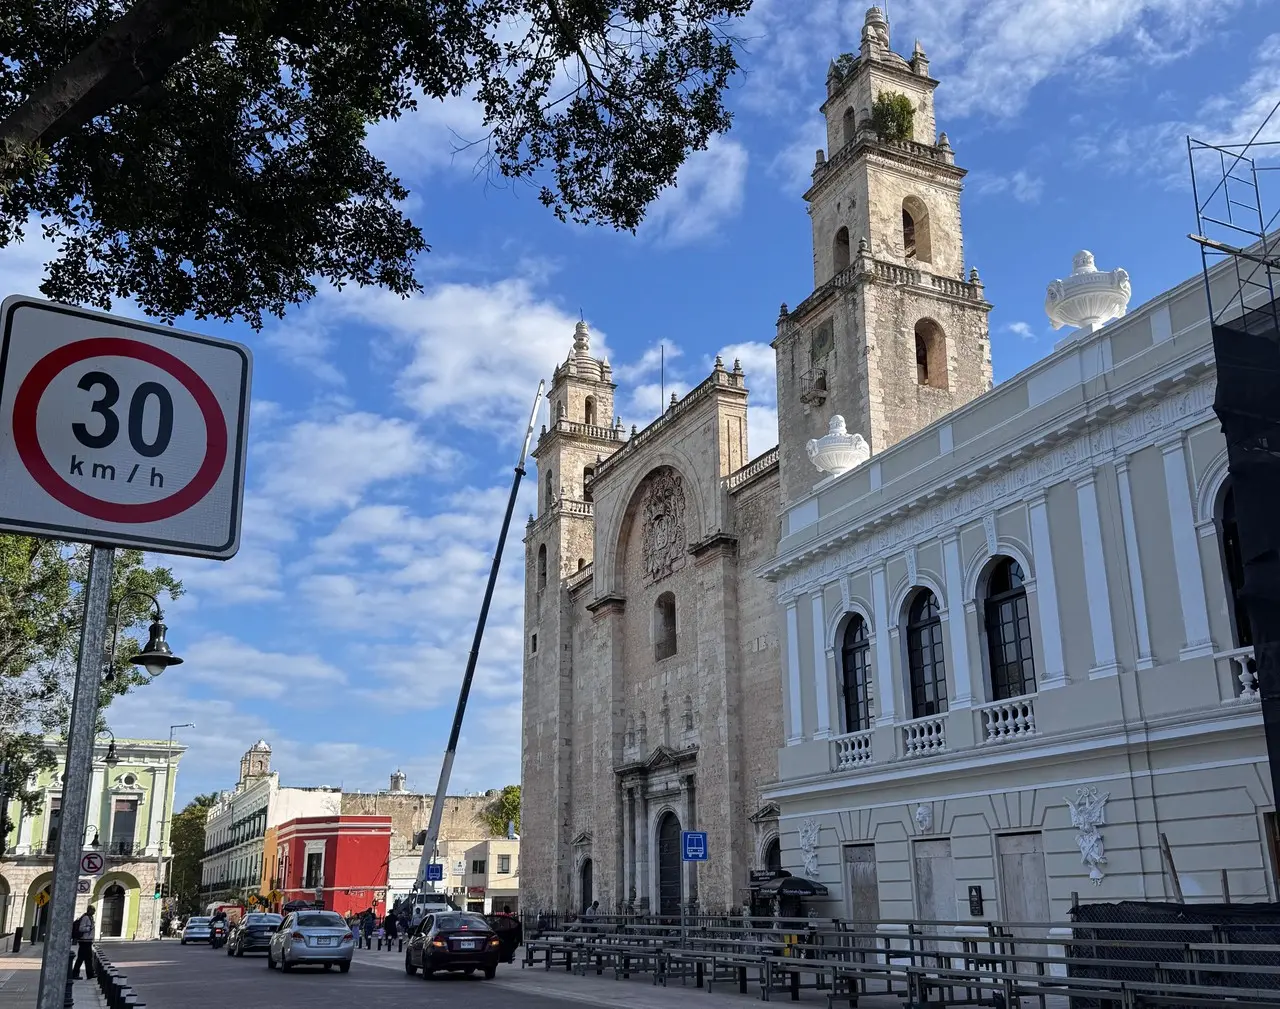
left=1044, top=250, right=1131, bottom=334
left=807, top=415, right=870, bottom=477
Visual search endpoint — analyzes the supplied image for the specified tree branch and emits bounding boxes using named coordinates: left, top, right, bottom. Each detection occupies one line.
left=0, top=0, right=225, bottom=166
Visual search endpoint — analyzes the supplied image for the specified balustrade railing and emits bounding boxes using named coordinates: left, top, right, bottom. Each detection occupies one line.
left=727, top=447, right=779, bottom=491
left=1216, top=645, right=1260, bottom=703
left=831, top=728, right=874, bottom=769
left=901, top=714, right=947, bottom=757
left=975, top=696, right=1036, bottom=744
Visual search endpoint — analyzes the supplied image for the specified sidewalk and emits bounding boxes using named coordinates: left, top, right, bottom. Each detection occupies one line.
left=350, top=945, right=900, bottom=1009
left=1, top=951, right=110, bottom=1009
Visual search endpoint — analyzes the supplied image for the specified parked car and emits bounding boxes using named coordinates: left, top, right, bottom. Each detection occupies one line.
left=266, top=910, right=354, bottom=973
left=404, top=911, right=501, bottom=979
left=181, top=917, right=213, bottom=945
left=228, top=913, right=283, bottom=957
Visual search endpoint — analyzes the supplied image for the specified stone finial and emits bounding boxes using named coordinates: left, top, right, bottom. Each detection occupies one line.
left=714, top=354, right=724, bottom=370
left=669, top=392, right=679, bottom=409
left=911, top=38, right=929, bottom=75
left=858, top=236, right=869, bottom=253
left=778, top=302, right=789, bottom=318
left=938, top=132, right=951, bottom=150
left=1045, top=250, right=1131, bottom=334
left=815, top=149, right=825, bottom=168
left=732, top=358, right=744, bottom=375
left=631, top=424, right=638, bottom=435
left=862, top=6, right=890, bottom=51
left=969, top=265, right=982, bottom=286
left=806, top=415, right=871, bottom=476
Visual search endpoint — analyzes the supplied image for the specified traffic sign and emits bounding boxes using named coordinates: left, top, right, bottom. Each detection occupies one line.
left=79, top=851, right=104, bottom=876
left=682, top=831, right=708, bottom=861
left=0, top=296, right=252, bottom=559
left=76, top=879, right=91, bottom=895
left=425, top=863, right=444, bottom=882
left=34, top=889, right=50, bottom=907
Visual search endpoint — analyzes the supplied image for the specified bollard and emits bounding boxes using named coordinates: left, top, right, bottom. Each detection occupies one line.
left=398, top=937, right=404, bottom=952
left=65, top=950, right=75, bottom=1009
left=12, top=926, right=21, bottom=954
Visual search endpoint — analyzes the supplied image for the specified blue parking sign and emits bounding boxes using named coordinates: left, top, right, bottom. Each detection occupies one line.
left=426, top=863, right=444, bottom=881
left=681, top=831, right=708, bottom=861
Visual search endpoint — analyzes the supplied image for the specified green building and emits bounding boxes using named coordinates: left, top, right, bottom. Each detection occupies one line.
left=1, top=736, right=187, bottom=941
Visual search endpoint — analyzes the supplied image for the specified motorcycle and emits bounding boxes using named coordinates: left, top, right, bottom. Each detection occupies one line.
left=211, top=923, right=227, bottom=949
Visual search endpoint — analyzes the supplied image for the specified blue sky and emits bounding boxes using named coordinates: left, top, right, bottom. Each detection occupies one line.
left=3, top=0, right=1279, bottom=808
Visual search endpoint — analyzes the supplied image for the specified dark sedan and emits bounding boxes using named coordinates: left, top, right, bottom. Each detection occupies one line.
left=404, top=912, right=501, bottom=979
left=228, top=913, right=284, bottom=956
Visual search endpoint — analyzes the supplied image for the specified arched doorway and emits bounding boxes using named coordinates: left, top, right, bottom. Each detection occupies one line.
left=656, top=812, right=682, bottom=916
left=580, top=859, right=593, bottom=912
left=0, top=876, right=10, bottom=935
left=101, top=884, right=126, bottom=938
left=30, top=882, right=52, bottom=941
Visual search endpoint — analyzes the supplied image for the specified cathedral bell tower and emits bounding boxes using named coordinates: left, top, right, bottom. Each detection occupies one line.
left=521, top=320, right=622, bottom=910
left=773, top=6, right=993, bottom=504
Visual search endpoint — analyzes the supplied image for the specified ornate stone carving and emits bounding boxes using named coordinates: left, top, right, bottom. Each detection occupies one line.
left=642, top=468, right=687, bottom=582
left=799, top=818, right=821, bottom=878
left=914, top=804, right=933, bottom=832
left=982, top=513, right=997, bottom=557
left=1066, top=785, right=1109, bottom=885
left=807, top=415, right=871, bottom=477
left=1045, top=250, right=1131, bottom=334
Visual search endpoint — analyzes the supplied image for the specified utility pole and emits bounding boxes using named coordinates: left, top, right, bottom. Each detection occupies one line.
left=415, top=382, right=543, bottom=888
left=153, top=724, right=192, bottom=937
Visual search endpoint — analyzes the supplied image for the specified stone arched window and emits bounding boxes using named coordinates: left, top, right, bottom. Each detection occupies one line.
left=537, top=544, right=548, bottom=589
left=764, top=836, right=782, bottom=872
left=906, top=589, right=947, bottom=718
left=545, top=470, right=555, bottom=510
left=902, top=195, right=931, bottom=262
left=654, top=591, right=677, bottom=661
left=842, top=107, right=856, bottom=147
left=583, top=465, right=595, bottom=503
left=914, top=319, right=948, bottom=389
left=585, top=396, right=597, bottom=426
left=983, top=557, right=1036, bottom=700
left=833, top=226, right=851, bottom=275
left=840, top=616, right=874, bottom=732
left=577, top=557, right=586, bottom=571
left=1217, top=480, right=1253, bottom=648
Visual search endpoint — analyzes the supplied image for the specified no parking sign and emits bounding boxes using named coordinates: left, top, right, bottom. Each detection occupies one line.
left=0, top=296, right=251, bottom=558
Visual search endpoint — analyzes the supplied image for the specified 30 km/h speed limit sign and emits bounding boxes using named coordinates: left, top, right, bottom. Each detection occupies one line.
left=0, top=297, right=251, bottom=558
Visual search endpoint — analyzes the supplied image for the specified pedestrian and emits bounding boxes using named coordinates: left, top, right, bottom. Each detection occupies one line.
left=383, top=911, right=399, bottom=950
left=70, top=906, right=95, bottom=979
left=361, top=909, right=375, bottom=949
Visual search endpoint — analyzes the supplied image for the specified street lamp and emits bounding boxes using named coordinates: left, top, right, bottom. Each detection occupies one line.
left=153, top=723, right=193, bottom=938
left=97, top=730, right=118, bottom=768
left=84, top=826, right=100, bottom=849
left=105, top=593, right=184, bottom=682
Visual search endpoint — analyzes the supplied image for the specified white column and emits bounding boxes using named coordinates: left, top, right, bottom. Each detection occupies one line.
left=785, top=599, right=804, bottom=744
left=1160, top=435, right=1215, bottom=658
left=941, top=534, right=974, bottom=708
left=1027, top=493, right=1067, bottom=686
left=88, top=767, right=105, bottom=837
left=870, top=565, right=898, bottom=725
left=811, top=591, right=832, bottom=739
left=17, top=802, right=32, bottom=853
left=148, top=765, right=169, bottom=854
left=1076, top=470, right=1121, bottom=677
left=1115, top=457, right=1154, bottom=669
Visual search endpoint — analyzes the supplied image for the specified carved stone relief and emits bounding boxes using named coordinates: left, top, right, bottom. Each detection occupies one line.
left=642, top=468, right=688, bottom=583
left=799, top=818, right=821, bottom=879
left=1066, top=785, right=1109, bottom=885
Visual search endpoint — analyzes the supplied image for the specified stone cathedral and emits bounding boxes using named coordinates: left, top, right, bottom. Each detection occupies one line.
left=520, top=6, right=991, bottom=914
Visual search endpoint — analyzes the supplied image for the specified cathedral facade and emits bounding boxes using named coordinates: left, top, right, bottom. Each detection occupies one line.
left=520, top=7, right=991, bottom=913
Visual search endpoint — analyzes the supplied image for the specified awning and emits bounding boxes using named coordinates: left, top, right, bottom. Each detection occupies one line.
left=754, top=876, right=829, bottom=897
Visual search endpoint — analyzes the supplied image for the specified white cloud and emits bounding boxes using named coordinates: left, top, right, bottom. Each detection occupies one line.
left=972, top=169, right=1044, bottom=204
left=1007, top=321, right=1038, bottom=341
left=738, top=0, right=1247, bottom=123
left=718, top=341, right=779, bottom=454
left=262, top=317, right=345, bottom=385
left=769, top=119, right=827, bottom=197
left=255, top=411, right=447, bottom=512
left=0, top=228, right=58, bottom=299
left=643, top=138, right=749, bottom=246
left=366, top=92, right=491, bottom=184
left=612, top=341, right=683, bottom=385
left=179, top=634, right=348, bottom=701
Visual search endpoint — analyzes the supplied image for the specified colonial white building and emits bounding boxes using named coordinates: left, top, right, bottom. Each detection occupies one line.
left=762, top=245, right=1271, bottom=920
left=200, top=741, right=340, bottom=902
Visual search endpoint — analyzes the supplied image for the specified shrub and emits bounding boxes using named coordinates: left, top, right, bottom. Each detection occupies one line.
left=871, top=92, right=914, bottom=142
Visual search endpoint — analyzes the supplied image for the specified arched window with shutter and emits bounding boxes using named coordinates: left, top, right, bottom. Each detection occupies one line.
left=906, top=590, right=947, bottom=718
left=983, top=557, right=1036, bottom=699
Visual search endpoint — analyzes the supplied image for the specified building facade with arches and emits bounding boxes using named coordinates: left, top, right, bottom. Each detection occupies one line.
left=763, top=245, right=1272, bottom=922
left=1, top=736, right=186, bottom=941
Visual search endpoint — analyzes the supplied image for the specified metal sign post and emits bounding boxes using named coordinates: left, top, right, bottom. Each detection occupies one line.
left=0, top=296, right=251, bottom=1009
left=35, top=545, right=113, bottom=1009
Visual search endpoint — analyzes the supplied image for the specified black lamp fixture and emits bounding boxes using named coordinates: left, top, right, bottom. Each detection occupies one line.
left=105, top=593, right=184, bottom=682
left=130, top=611, right=184, bottom=678
left=98, top=729, right=119, bottom=768
left=85, top=825, right=100, bottom=849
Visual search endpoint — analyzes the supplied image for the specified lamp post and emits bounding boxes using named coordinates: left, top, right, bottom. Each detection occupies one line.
left=153, top=723, right=192, bottom=938
left=106, top=593, right=185, bottom=682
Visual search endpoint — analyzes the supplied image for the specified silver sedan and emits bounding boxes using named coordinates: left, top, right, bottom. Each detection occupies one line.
left=181, top=917, right=212, bottom=945
left=266, top=911, right=354, bottom=973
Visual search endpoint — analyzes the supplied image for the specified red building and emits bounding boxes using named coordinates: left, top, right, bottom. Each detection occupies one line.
left=274, top=815, right=392, bottom=918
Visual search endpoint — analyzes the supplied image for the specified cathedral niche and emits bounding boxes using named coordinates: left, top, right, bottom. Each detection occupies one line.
left=641, top=467, right=688, bottom=583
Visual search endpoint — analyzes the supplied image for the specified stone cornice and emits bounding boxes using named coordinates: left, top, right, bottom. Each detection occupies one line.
left=821, top=57, right=938, bottom=115
left=804, top=136, right=964, bottom=204
left=689, top=531, right=738, bottom=561
left=586, top=593, right=625, bottom=616
left=765, top=357, right=1216, bottom=600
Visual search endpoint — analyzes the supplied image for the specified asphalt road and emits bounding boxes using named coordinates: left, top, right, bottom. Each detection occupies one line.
left=100, top=941, right=565, bottom=1009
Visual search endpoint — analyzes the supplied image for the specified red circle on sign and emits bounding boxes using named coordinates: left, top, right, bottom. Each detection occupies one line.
left=81, top=852, right=102, bottom=873
left=12, top=337, right=229, bottom=524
